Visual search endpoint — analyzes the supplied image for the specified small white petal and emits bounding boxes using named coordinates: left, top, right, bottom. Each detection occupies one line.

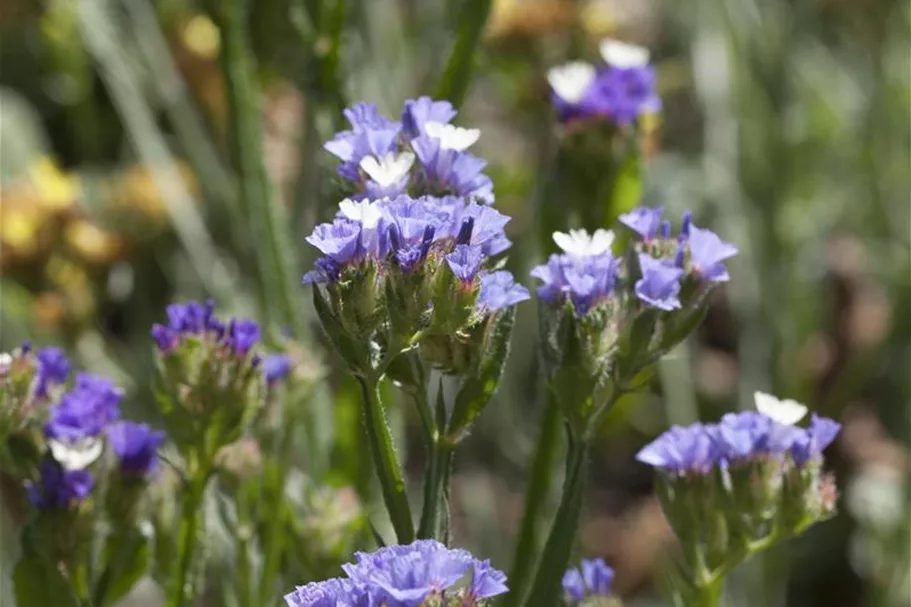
left=599, top=38, right=651, bottom=68
left=359, top=152, right=415, bottom=187
left=339, top=198, right=382, bottom=229
left=547, top=61, right=596, bottom=104
left=754, top=391, right=808, bottom=426
left=0, top=352, right=12, bottom=372
left=553, top=228, right=615, bottom=257
left=49, top=437, right=104, bottom=470
left=424, top=121, right=481, bottom=151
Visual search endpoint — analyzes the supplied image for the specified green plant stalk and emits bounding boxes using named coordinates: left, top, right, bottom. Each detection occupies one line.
left=688, top=577, right=724, bottom=607
left=434, top=0, right=493, bottom=109
left=358, top=377, right=415, bottom=544
left=167, top=474, right=208, bottom=607
left=215, top=0, right=304, bottom=336
left=501, top=397, right=562, bottom=607
left=524, top=434, right=590, bottom=607
left=417, top=440, right=453, bottom=540
left=257, top=419, right=297, bottom=604
left=235, top=484, right=255, bottom=607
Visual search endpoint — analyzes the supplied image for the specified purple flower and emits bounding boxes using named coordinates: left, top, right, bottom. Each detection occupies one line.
left=34, top=346, right=71, bottom=398
left=402, top=97, right=457, bottom=139
left=45, top=373, right=122, bottom=443
left=712, top=411, right=804, bottom=464
left=324, top=102, right=402, bottom=183
left=303, top=257, right=343, bottom=285
left=530, top=252, right=617, bottom=316
left=581, top=558, right=615, bottom=596
left=688, top=225, right=738, bottom=282
left=635, top=254, right=684, bottom=311
left=306, top=220, right=363, bottom=265
left=562, top=568, right=585, bottom=603
left=446, top=245, right=484, bottom=283
left=411, top=137, right=494, bottom=204
left=227, top=319, right=261, bottom=355
left=27, top=459, right=94, bottom=509
left=600, top=66, right=661, bottom=125
left=284, top=578, right=369, bottom=607
left=444, top=202, right=512, bottom=255
left=342, top=539, right=506, bottom=607
left=344, top=102, right=399, bottom=132
left=264, top=354, right=293, bottom=383
left=108, top=421, right=165, bottom=476
left=637, top=423, right=717, bottom=474
left=151, top=325, right=178, bottom=352
left=790, top=414, right=841, bottom=466
left=166, top=300, right=214, bottom=334
left=619, top=206, right=664, bottom=240
left=477, top=271, right=530, bottom=313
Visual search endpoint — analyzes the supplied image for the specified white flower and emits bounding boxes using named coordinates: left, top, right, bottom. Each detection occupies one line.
left=0, top=352, right=12, bottom=374
left=339, top=198, right=382, bottom=229
left=49, top=437, right=104, bottom=470
left=553, top=229, right=615, bottom=257
left=547, top=61, right=596, bottom=104
left=359, top=151, right=415, bottom=187
left=753, top=391, right=808, bottom=426
left=599, top=38, right=650, bottom=68
left=424, top=121, right=481, bottom=151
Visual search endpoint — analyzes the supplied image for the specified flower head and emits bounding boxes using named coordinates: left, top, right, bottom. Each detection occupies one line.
left=634, top=254, right=684, bottom=311
left=264, top=354, right=293, bottom=384
left=791, top=414, right=841, bottom=466
left=531, top=249, right=618, bottom=316
left=477, top=271, right=530, bottom=313
left=45, top=373, right=122, bottom=443
left=108, top=421, right=165, bottom=476
left=553, top=228, right=615, bottom=257
left=402, top=97, right=457, bottom=139
left=563, top=558, right=615, bottom=604
left=446, top=245, right=484, bottom=284
left=27, top=459, right=94, bottom=510
left=619, top=206, right=664, bottom=239
left=34, top=346, right=71, bottom=398
left=687, top=225, right=738, bottom=282
left=637, top=423, right=718, bottom=474
left=284, top=578, right=369, bottom=607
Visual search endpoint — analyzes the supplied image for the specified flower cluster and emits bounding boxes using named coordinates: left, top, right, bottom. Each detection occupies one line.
left=548, top=39, right=660, bottom=125
left=639, top=392, right=841, bottom=586
left=1, top=343, right=71, bottom=442
left=152, top=299, right=261, bottom=356
left=284, top=540, right=508, bottom=607
left=637, top=392, right=841, bottom=474
left=562, top=558, right=616, bottom=604
left=324, top=98, right=492, bottom=204
left=306, top=123, right=528, bottom=376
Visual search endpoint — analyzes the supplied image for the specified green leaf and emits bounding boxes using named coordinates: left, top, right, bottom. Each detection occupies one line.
left=603, top=145, right=642, bottom=226
left=14, top=553, right=80, bottom=607
left=434, top=0, right=493, bottom=109
left=446, top=307, right=516, bottom=441
left=93, top=526, right=152, bottom=607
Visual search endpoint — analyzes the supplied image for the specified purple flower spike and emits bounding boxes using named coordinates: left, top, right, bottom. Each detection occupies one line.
left=619, top=206, right=664, bottom=239
left=446, top=245, right=484, bottom=284
left=402, top=96, right=457, bottom=139
left=28, top=459, right=94, bottom=510
left=477, top=271, right=530, bottom=313
left=635, top=254, right=684, bottom=311
left=264, top=354, right=293, bottom=383
left=108, top=421, right=165, bottom=477
left=34, top=346, right=71, bottom=398
left=688, top=224, right=738, bottom=282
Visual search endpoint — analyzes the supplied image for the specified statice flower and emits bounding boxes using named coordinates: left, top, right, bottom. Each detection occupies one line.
left=634, top=254, right=684, bottom=311
left=34, top=346, right=71, bottom=398
left=686, top=224, right=739, bottom=282
left=27, top=459, right=94, bottom=510
left=636, top=422, right=718, bottom=474
left=548, top=39, right=660, bottom=125
left=563, top=558, right=616, bottom=604
left=44, top=373, right=123, bottom=470
left=619, top=206, right=664, bottom=240
left=150, top=299, right=261, bottom=358
left=284, top=579, right=369, bottom=607
left=108, top=421, right=165, bottom=477
left=264, top=354, right=293, bottom=384
left=477, top=271, right=530, bottom=313
left=324, top=98, right=494, bottom=204
left=530, top=246, right=618, bottom=316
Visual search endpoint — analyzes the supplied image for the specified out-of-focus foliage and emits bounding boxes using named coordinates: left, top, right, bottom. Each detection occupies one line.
left=0, top=0, right=907, bottom=606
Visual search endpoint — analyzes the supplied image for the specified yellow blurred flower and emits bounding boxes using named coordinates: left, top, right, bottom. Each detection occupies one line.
left=27, top=157, right=80, bottom=211
left=65, top=219, right=126, bottom=265
left=486, top=0, right=571, bottom=40
left=182, top=14, right=220, bottom=60
left=111, top=163, right=199, bottom=222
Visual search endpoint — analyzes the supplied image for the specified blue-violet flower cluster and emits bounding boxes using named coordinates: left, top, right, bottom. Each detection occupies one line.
left=562, top=558, right=616, bottom=604
left=284, top=540, right=508, bottom=607
left=548, top=39, right=661, bottom=125
left=151, top=299, right=261, bottom=357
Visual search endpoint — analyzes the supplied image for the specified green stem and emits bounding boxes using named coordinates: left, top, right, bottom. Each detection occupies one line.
left=417, top=441, right=452, bottom=540
left=256, top=422, right=296, bottom=604
left=434, top=0, right=493, bottom=109
left=215, top=0, right=304, bottom=336
left=501, top=397, right=562, bottom=607
left=689, top=576, right=724, bottom=607
left=235, top=484, right=255, bottom=607
left=358, top=377, right=415, bottom=544
left=524, top=435, right=590, bottom=607
left=167, top=476, right=207, bottom=607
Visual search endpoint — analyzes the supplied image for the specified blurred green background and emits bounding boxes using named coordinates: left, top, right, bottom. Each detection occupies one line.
left=0, top=0, right=908, bottom=606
